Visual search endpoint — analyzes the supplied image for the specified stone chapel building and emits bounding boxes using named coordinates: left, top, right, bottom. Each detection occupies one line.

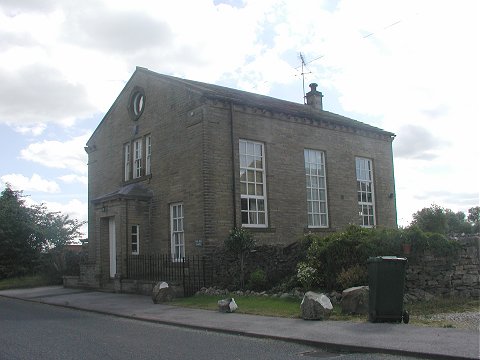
left=83, top=67, right=397, bottom=287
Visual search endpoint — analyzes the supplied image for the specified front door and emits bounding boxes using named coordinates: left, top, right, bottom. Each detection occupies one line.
left=109, top=217, right=116, bottom=278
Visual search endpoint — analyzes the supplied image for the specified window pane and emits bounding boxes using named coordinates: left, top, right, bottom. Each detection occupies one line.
left=242, top=211, right=249, bottom=224
left=257, top=199, right=265, bottom=211
left=248, top=183, right=255, bottom=195
left=306, top=189, right=312, bottom=200
left=319, top=190, right=325, bottom=201
left=249, top=198, right=257, bottom=211
left=258, top=212, right=265, bottom=224
left=240, top=169, right=247, bottom=182
left=249, top=211, right=256, bottom=224
left=247, top=170, right=255, bottom=182
left=248, top=156, right=255, bottom=168
left=247, top=142, right=254, bottom=155
left=240, top=155, right=247, bottom=168
left=240, top=183, right=247, bottom=194
left=321, top=214, right=327, bottom=226
left=240, top=141, right=246, bottom=154
left=256, top=184, right=263, bottom=196
left=241, top=198, right=248, bottom=211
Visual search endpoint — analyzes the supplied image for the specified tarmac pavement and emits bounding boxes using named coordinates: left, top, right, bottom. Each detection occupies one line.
left=0, top=286, right=478, bottom=359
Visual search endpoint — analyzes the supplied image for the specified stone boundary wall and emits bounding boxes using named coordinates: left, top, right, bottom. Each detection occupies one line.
left=210, top=242, right=306, bottom=289
left=405, top=235, right=479, bottom=300
left=211, top=235, right=479, bottom=300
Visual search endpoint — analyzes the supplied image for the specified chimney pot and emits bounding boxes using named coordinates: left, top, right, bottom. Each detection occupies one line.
left=305, top=83, right=323, bottom=110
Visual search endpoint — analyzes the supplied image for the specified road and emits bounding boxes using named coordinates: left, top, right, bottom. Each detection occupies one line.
left=0, top=297, right=420, bottom=360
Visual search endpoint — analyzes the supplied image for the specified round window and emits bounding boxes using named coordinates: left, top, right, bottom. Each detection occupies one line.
left=133, top=92, right=145, bottom=116
left=130, top=89, right=145, bottom=120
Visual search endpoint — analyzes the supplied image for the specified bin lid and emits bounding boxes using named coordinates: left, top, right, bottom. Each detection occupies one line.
left=367, top=256, right=407, bottom=263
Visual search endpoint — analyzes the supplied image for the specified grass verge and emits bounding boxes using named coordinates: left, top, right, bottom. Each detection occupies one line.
left=170, top=293, right=479, bottom=329
left=0, top=275, right=61, bottom=291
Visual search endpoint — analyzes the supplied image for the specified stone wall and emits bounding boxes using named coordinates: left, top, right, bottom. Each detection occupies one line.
left=211, top=242, right=307, bottom=289
left=405, top=235, right=479, bottom=300
left=212, top=235, right=479, bottom=301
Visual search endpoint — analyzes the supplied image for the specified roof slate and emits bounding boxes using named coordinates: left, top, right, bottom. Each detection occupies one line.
left=140, top=67, right=394, bottom=137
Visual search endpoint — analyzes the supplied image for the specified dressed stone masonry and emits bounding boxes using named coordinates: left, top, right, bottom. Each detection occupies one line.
left=81, top=66, right=397, bottom=292
left=405, top=235, right=479, bottom=301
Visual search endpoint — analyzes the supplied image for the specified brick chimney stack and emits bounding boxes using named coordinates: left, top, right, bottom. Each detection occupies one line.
left=305, top=83, right=323, bottom=110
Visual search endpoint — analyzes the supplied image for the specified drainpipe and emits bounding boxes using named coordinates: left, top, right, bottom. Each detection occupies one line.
left=125, top=199, right=129, bottom=277
left=230, top=101, right=237, bottom=228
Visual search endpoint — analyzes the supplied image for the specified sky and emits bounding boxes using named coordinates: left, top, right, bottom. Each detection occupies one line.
left=0, top=0, right=478, bottom=239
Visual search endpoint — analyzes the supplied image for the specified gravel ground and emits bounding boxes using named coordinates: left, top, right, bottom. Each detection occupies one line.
left=415, top=311, right=480, bottom=331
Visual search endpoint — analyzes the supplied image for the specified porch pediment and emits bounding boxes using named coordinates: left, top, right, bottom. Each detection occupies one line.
left=92, top=183, right=153, bottom=204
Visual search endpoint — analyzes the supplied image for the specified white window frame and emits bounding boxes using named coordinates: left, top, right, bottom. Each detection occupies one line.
left=124, top=143, right=131, bottom=181
left=133, top=139, right=142, bottom=179
left=239, top=139, right=268, bottom=228
left=145, top=135, right=151, bottom=176
left=356, top=157, right=376, bottom=228
left=304, top=149, right=328, bottom=228
left=131, top=225, right=139, bottom=255
left=170, top=203, right=185, bottom=262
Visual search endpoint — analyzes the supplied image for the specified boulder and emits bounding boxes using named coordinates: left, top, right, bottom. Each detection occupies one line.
left=341, top=286, right=369, bottom=315
left=152, top=281, right=175, bottom=304
left=301, top=291, right=333, bottom=320
left=218, top=298, right=238, bottom=313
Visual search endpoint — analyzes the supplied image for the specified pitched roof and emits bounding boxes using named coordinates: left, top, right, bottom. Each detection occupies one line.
left=139, top=67, right=395, bottom=137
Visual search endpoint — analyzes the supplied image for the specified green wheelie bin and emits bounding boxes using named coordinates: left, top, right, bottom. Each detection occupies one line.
left=367, top=256, right=409, bottom=323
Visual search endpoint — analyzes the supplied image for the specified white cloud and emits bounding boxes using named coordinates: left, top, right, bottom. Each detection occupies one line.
left=58, top=174, right=87, bottom=185
left=13, top=123, right=47, bottom=136
left=394, top=125, right=449, bottom=160
left=0, top=64, right=96, bottom=126
left=20, top=133, right=90, bottom=175
left=43, top=198, right=87, bottom=224
left=0, top=173, right=60, bottom=193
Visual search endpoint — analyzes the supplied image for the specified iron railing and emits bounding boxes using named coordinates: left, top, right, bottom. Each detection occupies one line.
left=126, top=254, right=212, bottom=296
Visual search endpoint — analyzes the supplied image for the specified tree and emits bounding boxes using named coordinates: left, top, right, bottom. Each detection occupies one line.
left=411, top=204, right=448, bottom=234
left=467, top=206, right=480, bottom=232
left=0, top=185, right=84, bottom=279
left=411, top=204, right=476, bottom=235
left=0, top=186, right=42, bottom=278
left=224, top=228, right=255, bottom=290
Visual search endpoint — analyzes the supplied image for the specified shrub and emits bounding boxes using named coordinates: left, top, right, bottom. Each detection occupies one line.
left=302, top=224, right=462, bottom=290
left=336, top=264, right=368, bottom=290
left=296, top=262, right=318, bottom=291
left=224, top=228, right=255, bottom=289
left=247, top=269, right=267, bottom=291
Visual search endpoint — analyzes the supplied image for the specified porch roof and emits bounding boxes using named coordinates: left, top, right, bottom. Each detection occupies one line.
left=92, top=183, right=153, bottom=204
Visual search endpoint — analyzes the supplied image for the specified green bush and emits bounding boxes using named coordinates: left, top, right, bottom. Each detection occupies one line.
left=247, top=269, right=267, bottom=291
left=296, top=262, right=318, bottom=291
left=336, top=264, right=368, bottom=290
left=302, top=224, right=460, bottom=290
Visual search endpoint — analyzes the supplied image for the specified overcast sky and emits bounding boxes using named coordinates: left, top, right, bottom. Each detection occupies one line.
left=0, top=0, right=478, bottom=238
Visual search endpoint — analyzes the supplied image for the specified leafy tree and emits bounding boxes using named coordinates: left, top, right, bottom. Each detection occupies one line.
left=411, top=204, right=448, bottom=234
left=0, top=186, right=42, bottom=278
left=467, top=206, right=480, bottom=232
left=0, top=185, right=84, bottom=279
left=411, top=204, right=475, bottom=234
left=224, top=227, right=255, bottom=290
